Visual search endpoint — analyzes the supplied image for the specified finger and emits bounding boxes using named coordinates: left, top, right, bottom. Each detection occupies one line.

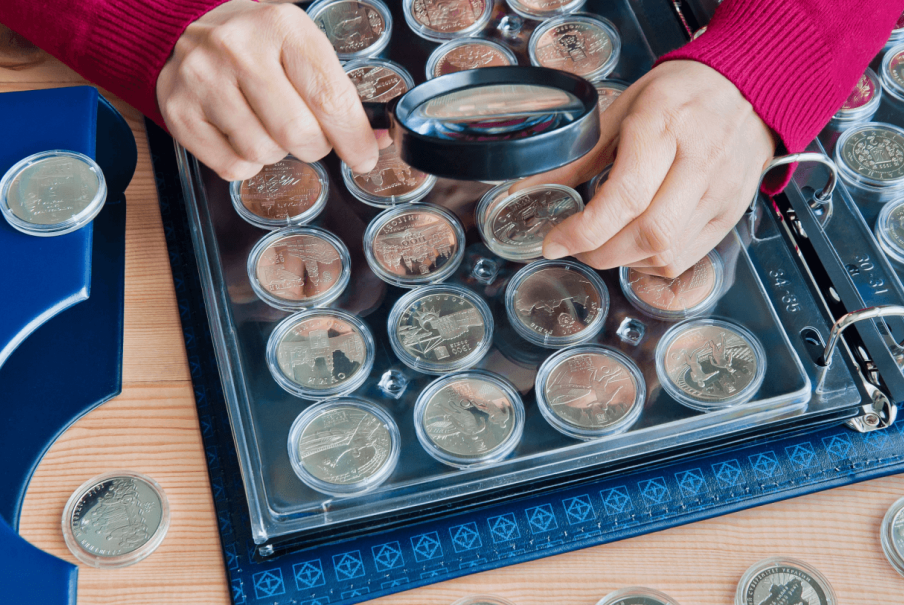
left=624, top=216, right=733, bottom=278
left=374, top=129, right=393, bottom=150
left=201, top=85, right=288, bottom=166
left=172, top=112, right=263, bottom=181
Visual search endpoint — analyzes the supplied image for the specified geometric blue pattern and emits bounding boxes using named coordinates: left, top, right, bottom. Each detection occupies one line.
left=822, top=434, right=854, bottom=459
left=294, top=560, right=326, bottom=589
left=749, top=451, right=780, bottom=478
left=488, top=513, right=520, bottom=543
left=410, top=532, right=442, bottom=562
left=863, top=429, right=891, bottom=451
left=675, top=469, right=706, bottom=497
left=638, top=477, right=670, bottom=505
left=600, top=486, right=633, bottom=515
left=785, top=443, right=817, bottom=469
left=525, top=504, right=557, bottom=534
left=332, top=551, right=365, bottom=581
left=562, top=495, right=595, bottom=524
left=231, top=579, right=245, bottom=604
left=252, top=569, right=285, bottom=599
left=300, top=599, right=330, bottom=605
left=225, top=542, right=240, bottom=571
left=371, top=542, right=404, bottom=572
left=712, top=460, right=743, bottom=488
left=449, top=523, right=482, bottom=552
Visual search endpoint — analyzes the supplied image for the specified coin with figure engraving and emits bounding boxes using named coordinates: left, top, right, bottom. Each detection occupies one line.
left=230, top=158, right=328, bottom=229
left=536, top=346, right=644, bottom=439
left=736, top=558, right=836, bottom=605
left=415, top=371, right=524, bottom=467
left=288, top=399, right=400, bottom=496
left=881, top=496, right=904, bottom=577
left=427, top=38, right=517, bottom=79
left=342, top=142, right=437, bottom=207
left=594, top=80, right=627, bottom=117
left=62, top=471, right=170, bottom=568
left=596, top=587, right=683, bottom=605
left=529, top=15, right=620, bottom=80
left=656, top=319, right=765, bottom=410
left=248, top=226, right=350, bottom=310
left=404, top=0, right=492, bottom=41
left=505, top=0, right=585, bottom=20
left=365, top=204, right=465, bottom=287
left=875, top=197, right=904, bottom=265
left=620, top=251, right=723, bottom=320
left=1, top=150, right=107, bottom=236
left=345, top=59, right=413, bottom=102
left=836, top=123, right=904, bottom=189
left=506, top=260, right=609, bottom=347
left=308, top=0, right=392, bottom=59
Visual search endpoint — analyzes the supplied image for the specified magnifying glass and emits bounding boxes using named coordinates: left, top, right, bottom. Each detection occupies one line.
left=363, top=66, right=601, bottom=182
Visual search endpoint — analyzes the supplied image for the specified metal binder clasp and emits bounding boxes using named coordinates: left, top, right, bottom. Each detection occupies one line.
left=751, top=152, right=838, bottom=212
left=818, top=304, right=904, bottom=366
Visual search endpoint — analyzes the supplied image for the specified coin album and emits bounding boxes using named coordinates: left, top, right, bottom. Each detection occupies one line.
left=173, top=0, right=899, bottom=557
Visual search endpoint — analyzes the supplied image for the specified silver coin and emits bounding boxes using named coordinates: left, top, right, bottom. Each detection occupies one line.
left=533, top=21, right=612, bottom=77
left=595, top=81, right=625, bottom=116
left=883, top=201, right=904, bottom=252
left=544, top=350, right=639, bottom=429
left=512, top=266, right=603, bottom=339
left=295, top=404, right=393, bottom=485
left=313, top=1, right=386, bottom=55
left=894, top=506, right=904, bottom=554
left=840, top=126, right=904, bottom=182
left=276, top=313, right=368, bottom=391
left=489, top=186, right=582, bottom=252
left=395, top=291, right=487, bottom=366
left=421, top=376, right=516, bottom=459
left=6, top=155, right=101, bottom=224
left=67, top=475, right=164, bottom=559
left=370, top=207, right=460, bottom=281
left=741, top=564, right=833, bottom=605
left=347, top=64, right=409, bottom=102
left=410, top=0, right=487, bottom=34
left=887, top=49, right=904, bottom=91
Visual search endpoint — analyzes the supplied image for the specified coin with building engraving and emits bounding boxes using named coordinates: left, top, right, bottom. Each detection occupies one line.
left=486, top=184, right=582, bottom=260
left=839, top=125, right=904, bottom=183
left=622, top=251, right=722, bottom=320
left=346, top=60, right=412, bottom=102
left=408, top=0, right=489, bottom=37
left=736, top=558, right=835, bottom=605
left=234, top=158, right=326, bottom=227
left=430, top=39, right=516, bottom=78
left=530, top=16, right=617, bottom=79
left=310, top=0, right=388, bottom=56
left=343, top=142, right=436, bottom=206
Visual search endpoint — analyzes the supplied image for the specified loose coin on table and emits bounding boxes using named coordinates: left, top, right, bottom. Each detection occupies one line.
left=62, top=471, right=170, bottom=568
left=596, top=587, right=682, bottom=605
left=389, top=284, right=494, bottom=374
left=288, top=398, right=400, bottom=496
left=656, top=318, right=765, bottom=411
left=0, top=149, right=107, bottom=236
left=414, top=370, right=525, bottom=468
left=832, top=67, right=881, bottom=123
left=506, top=259, right=609, bottom=347
left=247, top=226, right=351, bottom=311
left=529, top=14, right=621, bottom=81
left=307, top=0, right=392, bottom=60
left=426, top=38, right=518, bottom=79
left=835, top=122, right=904, bottom=196
left=536, top=345, right=645, bottom=440
left=345, top=58, right=414, bottom=103
left=875, top=197, right=904, bottom=264
left=267, top=309, right=375, bottom=399
left=620, top=250, right=723, bottom=321
left=342, top=142, right=437, bottom=207
left=881, top=496, right=904, bottom=577
left=404, top=0, right=493, bottom=42
left=229, top=157, right=328, bottom=229
left=364, top=203, right=465, bottom=287
left=735, top=557, right=836, bottom=605
left=505, top=0, right=585, bottom=21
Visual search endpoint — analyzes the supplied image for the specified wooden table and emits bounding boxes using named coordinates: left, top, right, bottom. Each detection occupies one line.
left=5, top=25, right=904, bottom=605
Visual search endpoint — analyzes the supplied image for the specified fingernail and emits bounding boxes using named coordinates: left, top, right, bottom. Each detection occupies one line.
left=543, top=242, right=569, bottom=259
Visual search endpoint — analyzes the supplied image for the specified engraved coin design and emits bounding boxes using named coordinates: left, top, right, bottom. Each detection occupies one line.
left=6, top=155, right=101, bottom=224
left=239, top=159, right=323, bottom=221
left=489, top=186, right=582, bottom=251
left=313, top=1, right=386, bottom=55
left=433, top=41, right=514, bottom=77
left=841, top=71, right=876, bottom=110
left=595, top=81, right=625, bottom=116
left=411, top=0, right=487, bottom=34
left=533, top=21, right=612, bottom=77
left=372, top=208, right=460, bottom=280
left=888, top=49, right=904, bottom=91
left=421, top=377, right=516, bottom=459
left=514, top=0, right=579, bottom=14
left=893, top=507, right=904, bottom=554
left=296, top=405, right=393, bottom=485
left=351, top=143, right=430, bottom=199
left=255, top=233, right=344, bottom=303
left=276, top=314, right=367, bottom=391
left=742, top=564, right=833, bottom=605
left=663, top=323, right=759, bottom=403
left=884, top=202, right=904, bottom=252
left=626, top=255, right=716, bottom=313
left=841, top=126, right=904, bottom=182
left=347, top=64, right=409, bottom=102
left=544, top=350, right=638, bottom=430
left=513, top=267, right=602, bottom=338
left=395, top=291, right=487, bottom=365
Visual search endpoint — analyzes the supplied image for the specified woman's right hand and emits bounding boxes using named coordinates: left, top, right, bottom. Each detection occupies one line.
left=156, top=0, right=379, bottom=181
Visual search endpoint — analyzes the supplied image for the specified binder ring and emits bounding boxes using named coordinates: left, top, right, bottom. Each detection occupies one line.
left=818, top=304, right=904, bottom=366
left=751, top=152, right=838, bottom=211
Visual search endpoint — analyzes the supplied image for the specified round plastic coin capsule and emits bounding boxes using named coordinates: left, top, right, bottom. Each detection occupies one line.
left=307, top=0, right=393, bottom=61
left=832, top=67, right=882, bottom=123
left=596, top=587, right=683, bottom=605
left=593, top=79, right=628, bottom=118
left=875, top=197, right=904, bottom=264
left=247, top=226, right=351, bottom=311
left=505, top=259, right=609, bottom=347
left=426, top=38, right=518, bottom=80
left=882, top=42, right=904, bottom=102
left=0, top=150, right=107, bottom=237
left=736, top=557, right=836, bottom=605
left=881, top=496, right=904, bottom=578
left=403, top=0, right=494, bottom=42
left=452, top=597, right=518, bottom=605
left=505, top=0, right=585, bottom=21
left=536, top=345, right=645, bottom=440
left=619, top=250, right=724, bottom=321
left=345, top=58, right=414, bottom=103
left=834, top=122, right=904, bottom=197
left=655, top=318, right=766, bottom=411
left=529, top=14, right=620, bottom=81
left=287, top=398, right=400, bottom=497
left=229, top=157, right=329, bottom=229
left=888, top=12, right=904, bottom=48
left=364, top=203, right=465, bottom=287
left=342, top=142, right=437, bottom=207
left=414, top=370, right=524, bottom=468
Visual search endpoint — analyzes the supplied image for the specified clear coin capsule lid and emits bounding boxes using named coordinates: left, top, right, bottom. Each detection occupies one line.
left=596, top=587, right=683, bottom=605
left=589, top=163, right=612, bottom=197
left=288, top=398, right=400, bottom=497
left=477, top=182, right=584, bottom=262
left=0, top=149, right=107, bottom=237
left=736, top=557, right=836, bottom=605
left=882, top=42, right=904, bottom=103
left=881, top=496, right=904, bottom=578
left=388, top=283, right=494, bottom=374
left=535, top=345, right=645, bottom=440
left=619, top=250, right=724, bottom=321
left=505, top=259, right=609, bottom=347
left=832, top=67, right=882, bottom=123
left=414, top=370, right=525, bottom=468
left=307, top=0, right=393, bottom=61
left=345, top=58, right=414, bottom=103
left=266, top=308, right=375, bottom=399
left=834, top=122, right=904, bottom=192
left=505, top=0, right=586, bottom=21
left=426, top=38, right=518, bottom=80
left=341, top=142, right=437, bottom=207
left=875, top=196, right=904, bottom=264
left=592, top=78, right=628, bottom=117
left=403, top=0, right=494, bottom=42
left=229, top=157, right=328, bottom=230
left=247, top=225, right=351, bottom=311
left=655, top=318, right=766, bottom=412
left=528, top=13, right=621, bottom=81
left=364, top=203, right=466, bottom=287
left=888, top=13, right=904, bottom=48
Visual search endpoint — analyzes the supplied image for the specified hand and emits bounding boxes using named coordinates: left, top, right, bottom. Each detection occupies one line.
left=524, top=60, right=776, bottom=277
left=156, top=0, right=378, bottom=181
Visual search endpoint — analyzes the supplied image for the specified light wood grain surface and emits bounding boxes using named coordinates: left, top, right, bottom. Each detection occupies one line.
left=5, top=24, right=904, bottom=605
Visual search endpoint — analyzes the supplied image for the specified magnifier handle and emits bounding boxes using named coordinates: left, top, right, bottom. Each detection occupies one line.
left=362, top=102, right=391, bottom=130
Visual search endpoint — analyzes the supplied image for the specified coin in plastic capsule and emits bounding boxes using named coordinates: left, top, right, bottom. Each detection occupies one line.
left=888, top=12, right=904, bottom=49
left=404, top=0, right=494, bottom=42
left=884, top=42, right=904, bottom=101
left=345, top=58, right=414, bottom=103
left=881, top=496, right=904, bottom=577
left=619, top=250, right=724, bottom=321
left=266, top=308, right=375, bottom=399
left=834, top=122, right=904, bottom=198
left=0, top=150, right=107, bottom=237
left=388, top=284, right=494, bottom=374
left=529, top=14, right=621, bottom=81
left=247, top=226, right=351, bottom=311
left=287, top=398, right=400, bottom=497
left=364, top=203, right=466, bottom=287
left=655, top=318, right=766, bottom=411
left=505, top=259, right=609, bottom=347
left=426, top=38, right=518, bottom=80
left=592, top=79, right=628, bottom=118
left=62, top=471, right=170, bottom=568
left=505, top=0, right=585, bottom=21
left=875, top=197, right=904, bottom=265
left=535, top=345, right=645, bottom=440
left=229, top=157, right=329, bottom=229
left=596, top=587, right=683, bottom=605
left=451, top=597, right=518, bottom=605
left=341, top=142, right=437, bottom=208
left=832, top=67, right=881, bottom=123
left=735, top=557, right=837, bottom=605
left=414, top=370, right=525, bottom=468
left=307, top=0, right=393, bottom=61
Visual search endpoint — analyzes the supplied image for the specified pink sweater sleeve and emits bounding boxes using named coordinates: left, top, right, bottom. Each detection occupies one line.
left=0, top=0, right=229, bottom=128
left=659, top=0, right=904, bottom=193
